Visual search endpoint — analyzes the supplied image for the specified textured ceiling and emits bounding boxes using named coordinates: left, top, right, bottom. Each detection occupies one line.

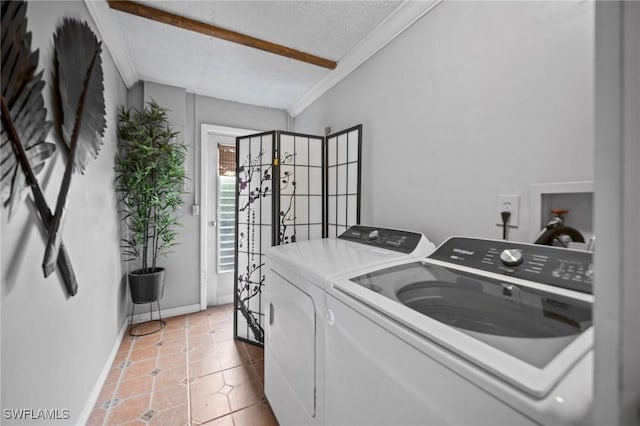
left=138, top=1, right=402, bottom=60
left=111, top=1, right=403, bottom=110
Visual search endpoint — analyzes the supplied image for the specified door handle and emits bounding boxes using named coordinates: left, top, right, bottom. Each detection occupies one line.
left=209, top=220, right=217, bottom=228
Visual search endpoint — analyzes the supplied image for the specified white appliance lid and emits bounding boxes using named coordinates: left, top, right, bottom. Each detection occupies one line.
left=333, top=256, right=594, bottom=398
left=266, top=237, right=412, bottom=286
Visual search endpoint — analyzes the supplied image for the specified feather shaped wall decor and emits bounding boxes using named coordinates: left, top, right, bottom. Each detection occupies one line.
left=1, top=0, right=79, bottom=296
left=1, top=0, right=55, bottom=215
left=42, top=18, right=106, bottom=277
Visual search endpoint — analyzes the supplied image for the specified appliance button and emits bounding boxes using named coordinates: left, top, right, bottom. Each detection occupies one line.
left=500, top=249, right=523, bottom=266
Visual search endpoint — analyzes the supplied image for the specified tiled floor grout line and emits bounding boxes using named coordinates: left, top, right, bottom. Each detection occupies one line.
left=102, top=331, right=135, bottom=426
left=145, top=322, right=165, bottom=424
left=100, top=320, right=179, bottom=425
left=227, top=338, right=267, bottom=424
left=203, top=397, right=268, bottom=425
left=190, top=309, right=258, bottom=425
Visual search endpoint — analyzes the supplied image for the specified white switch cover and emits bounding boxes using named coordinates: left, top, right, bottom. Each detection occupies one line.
left=496, top=195, right=520, bottom=227
left=192, top=205, right=200, bottom=216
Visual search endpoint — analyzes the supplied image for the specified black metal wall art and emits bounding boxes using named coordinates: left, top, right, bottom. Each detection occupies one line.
left=1, top=1, right=78, bottom=295
left=42, top=19, right=106, bottom=280
left=0, top=1, right=106, bottom=297
left=234, top=126, right=362, bottom=346
left=1, top=1, right=56, bottom=216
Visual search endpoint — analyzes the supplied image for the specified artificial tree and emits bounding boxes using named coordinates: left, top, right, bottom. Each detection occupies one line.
left=114, top=100, right=187, bottom=305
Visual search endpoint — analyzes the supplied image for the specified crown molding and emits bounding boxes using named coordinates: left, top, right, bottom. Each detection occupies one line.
left=287, top=0, right=442, bottom=118
left=85, top=0, right=138, bottom=87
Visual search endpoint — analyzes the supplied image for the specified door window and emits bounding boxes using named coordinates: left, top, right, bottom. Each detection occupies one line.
left=218, top=144, right=236, bottom=273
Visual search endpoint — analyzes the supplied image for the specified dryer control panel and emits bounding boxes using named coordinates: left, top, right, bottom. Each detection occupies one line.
left=429, top=237, right=593, bottom=294
left=338, top=225, right=427, bottom=254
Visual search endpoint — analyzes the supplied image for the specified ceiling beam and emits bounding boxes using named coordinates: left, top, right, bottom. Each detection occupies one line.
left=108, top=0, right=337, bottom=70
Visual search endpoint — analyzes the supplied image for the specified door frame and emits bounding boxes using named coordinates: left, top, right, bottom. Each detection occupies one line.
left=200, top=124, right=259, bottom=311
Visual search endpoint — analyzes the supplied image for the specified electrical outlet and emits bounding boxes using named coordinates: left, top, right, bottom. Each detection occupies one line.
left=192, top=205, right=200, bottom=216
left=496, top=194, right=520, bottom=227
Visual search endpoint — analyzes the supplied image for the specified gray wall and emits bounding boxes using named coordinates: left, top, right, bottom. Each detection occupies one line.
left=593, top=2, right=640, bottom=424
left=137, top=82, right=289, bottom=311
left=136, top=82, right=198, bottom=311
left=294, top=0, right=595, bottom=245
left=1, top=1, right=128, bottom=424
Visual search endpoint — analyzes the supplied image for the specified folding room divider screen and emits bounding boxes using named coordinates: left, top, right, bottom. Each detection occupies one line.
left=234, top=125, right=362, bottom=345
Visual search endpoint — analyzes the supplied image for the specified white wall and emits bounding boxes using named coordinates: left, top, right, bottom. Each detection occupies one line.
left=134, top=82, right=289, bottom=311
left=294, top=0, right=595, bottom=245
left=1, top=2, right=128, bottom=424
left=593, top=2, right=640, bottom=425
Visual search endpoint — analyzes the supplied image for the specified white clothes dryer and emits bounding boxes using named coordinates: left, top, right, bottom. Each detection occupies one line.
left=264, top=225, right=436, bottom=426
left=326, top=237, right=594, bottom=425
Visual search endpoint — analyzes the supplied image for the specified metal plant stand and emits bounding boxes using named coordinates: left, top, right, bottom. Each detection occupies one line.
left=128, top=300, right=166, bottom=336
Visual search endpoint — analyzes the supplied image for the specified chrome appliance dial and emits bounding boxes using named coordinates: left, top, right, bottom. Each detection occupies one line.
left=500, top=249, right=523, bottom=266
left=368, top=230, right=380, bottom=240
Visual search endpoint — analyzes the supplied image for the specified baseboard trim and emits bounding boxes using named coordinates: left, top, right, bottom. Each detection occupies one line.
left=76, top=303, right=203, bottom=425
left=76, top=318, right=128, bottom=426
left=217, top=295, right=234, bottom=305
left=129, top=303, right=202, bottom=324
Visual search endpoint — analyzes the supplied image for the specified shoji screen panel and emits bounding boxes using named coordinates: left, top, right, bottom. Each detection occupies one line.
left=277, top=132, right=325, bottom=244
left=233, top=125, right=362, bottom=347
left=326, top=125, right=362, bottom=237
left=235, top=132, right=275, bottom=344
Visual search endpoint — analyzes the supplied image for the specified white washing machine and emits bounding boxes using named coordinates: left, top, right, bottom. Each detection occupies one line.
left=326, top=237, right=594, bottom=425
left=264, top=225, right=436, bottom=426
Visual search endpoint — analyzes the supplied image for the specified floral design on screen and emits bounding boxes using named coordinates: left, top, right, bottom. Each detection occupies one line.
left=236, top=148, right=271, bottom=343
left=279, top=151, right=296, bottom=245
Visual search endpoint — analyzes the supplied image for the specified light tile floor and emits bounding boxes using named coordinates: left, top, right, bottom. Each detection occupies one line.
left=88, top=304, right=278, bottom=425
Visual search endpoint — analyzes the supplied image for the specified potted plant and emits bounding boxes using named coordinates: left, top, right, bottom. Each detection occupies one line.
left=114, top=100, right=187, bottom=306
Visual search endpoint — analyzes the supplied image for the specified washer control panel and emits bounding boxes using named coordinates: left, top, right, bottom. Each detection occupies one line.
left=429, top=237, right=593, bottom=294
left=338, top=225, right=425, bottom=254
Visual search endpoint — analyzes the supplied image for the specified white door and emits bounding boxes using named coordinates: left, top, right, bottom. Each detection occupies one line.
left=201, top=124, right=257, bottom=310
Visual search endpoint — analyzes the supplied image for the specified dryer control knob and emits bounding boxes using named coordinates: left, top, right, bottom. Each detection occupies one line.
left=500, top=249, right=523, bottom=266
left=368, top=230, right=380, bottom=240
